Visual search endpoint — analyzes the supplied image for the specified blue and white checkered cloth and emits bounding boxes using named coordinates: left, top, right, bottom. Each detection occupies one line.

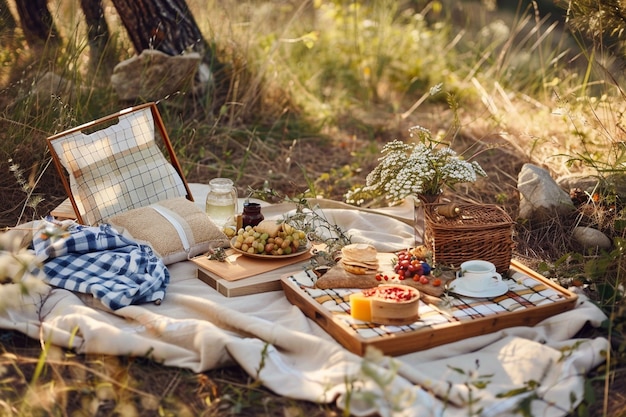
left=32, top=221, right=169, bottom=310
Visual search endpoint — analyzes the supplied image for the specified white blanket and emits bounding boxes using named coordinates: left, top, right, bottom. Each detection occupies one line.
left=1, top=184, right=609, bottom=417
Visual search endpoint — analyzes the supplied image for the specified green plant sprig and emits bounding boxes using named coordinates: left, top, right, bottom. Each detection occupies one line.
left=246, top=187, right=352, bottom=267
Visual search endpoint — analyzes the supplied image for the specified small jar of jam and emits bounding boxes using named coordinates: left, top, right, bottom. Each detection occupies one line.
left=242, top=202, right=264, bottom=228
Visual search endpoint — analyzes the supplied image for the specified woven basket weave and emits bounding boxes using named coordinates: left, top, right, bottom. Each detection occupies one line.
left=423, top=203, right=515, bottom=273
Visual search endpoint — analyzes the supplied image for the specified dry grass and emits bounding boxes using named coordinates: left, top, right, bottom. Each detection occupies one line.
left=0, top=331, right=342, bottom=416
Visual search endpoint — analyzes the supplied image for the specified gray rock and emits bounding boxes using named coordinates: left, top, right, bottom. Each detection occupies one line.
left=559, top=173, right=626, bottom=200
left=572, top=226, right=612, bottom=250
left=517, top=163, right=575, bottom=220
left=111, top=50, right=201, bottom=101
left=557, top=174, right=600, bottom=195
left=31, top=72, right=87, bottom=102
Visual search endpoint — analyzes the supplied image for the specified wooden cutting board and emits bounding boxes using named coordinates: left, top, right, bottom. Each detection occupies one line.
left=192, top=246, right=314, bottom=297
left=191, top=248, right=312, bottom=281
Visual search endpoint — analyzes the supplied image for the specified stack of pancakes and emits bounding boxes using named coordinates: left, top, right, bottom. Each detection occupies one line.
left=340, top=243, right=379, bottom=275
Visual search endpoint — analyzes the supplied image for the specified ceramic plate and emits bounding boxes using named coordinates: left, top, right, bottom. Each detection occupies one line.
left=448, top=278, right=509, bottom=298
left=230, top=237, right=311, bottom=259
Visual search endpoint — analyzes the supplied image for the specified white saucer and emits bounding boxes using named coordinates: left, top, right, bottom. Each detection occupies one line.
left=448, top=278, right=509, bottom=298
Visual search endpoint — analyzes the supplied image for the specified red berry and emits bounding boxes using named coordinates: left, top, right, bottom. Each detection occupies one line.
left=432, top=278, right=442, bottom=287
left=419, top=275, right=429, bottom=285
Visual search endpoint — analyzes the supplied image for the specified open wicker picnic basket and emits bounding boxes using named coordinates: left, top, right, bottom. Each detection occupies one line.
left=422, top=203, right=515, bottom=273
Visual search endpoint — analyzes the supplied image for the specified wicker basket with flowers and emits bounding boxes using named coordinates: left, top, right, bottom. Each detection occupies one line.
left=345, top=126, right=514, bottom=272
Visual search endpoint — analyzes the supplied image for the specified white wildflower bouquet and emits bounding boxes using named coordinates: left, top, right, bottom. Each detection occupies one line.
left=345, top=126, right=486, bottom=205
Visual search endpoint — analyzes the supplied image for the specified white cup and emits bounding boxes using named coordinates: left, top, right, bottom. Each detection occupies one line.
left=458, top=260, right=502, bottom=292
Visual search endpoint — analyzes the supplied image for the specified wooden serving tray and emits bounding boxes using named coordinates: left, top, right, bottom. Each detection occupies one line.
left=281, top=260, right=578, bottom=356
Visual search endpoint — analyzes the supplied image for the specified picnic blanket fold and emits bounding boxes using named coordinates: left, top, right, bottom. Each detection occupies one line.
left=32, top=221, right=169, bottom=310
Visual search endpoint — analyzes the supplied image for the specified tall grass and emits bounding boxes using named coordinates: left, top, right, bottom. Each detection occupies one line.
left=0, top=0, right=600, bottom=199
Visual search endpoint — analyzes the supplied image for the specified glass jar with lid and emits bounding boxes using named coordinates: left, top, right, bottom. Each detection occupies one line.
left=205, top=178, right=238, bottom=228
left=242, top=202, right=264, bottom=228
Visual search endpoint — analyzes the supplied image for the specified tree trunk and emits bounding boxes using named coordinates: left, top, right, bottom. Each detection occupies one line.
left=79, top=0, right=115, bottom=76
left=0, top=0, right=16, bottom=34
left=109, top=0, right=212, bottom=63
left=13, top=0, right=60, bottom=48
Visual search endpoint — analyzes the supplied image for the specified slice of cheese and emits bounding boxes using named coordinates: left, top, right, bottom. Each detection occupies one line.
left=350, top=292, right=373, bottom=322
left=349, top=284, right=420, bottom=326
